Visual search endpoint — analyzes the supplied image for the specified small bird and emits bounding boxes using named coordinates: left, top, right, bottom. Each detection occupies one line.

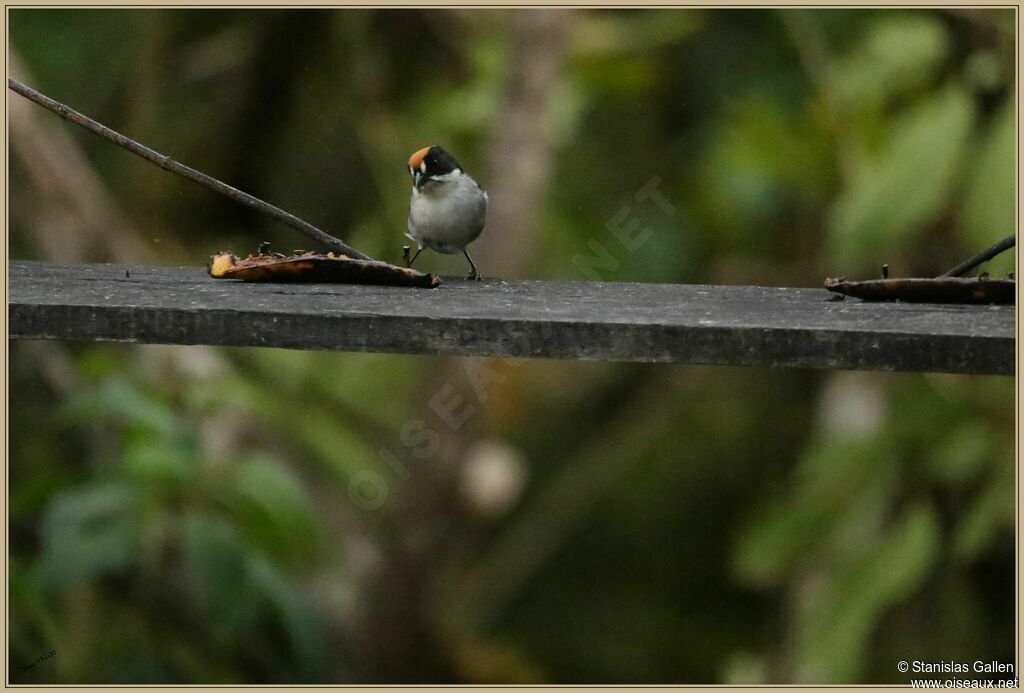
left=405, top=145, right=488, bottom=280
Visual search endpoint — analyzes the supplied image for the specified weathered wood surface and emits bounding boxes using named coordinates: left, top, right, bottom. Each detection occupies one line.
left=8, top=261, right=1016, bottom=375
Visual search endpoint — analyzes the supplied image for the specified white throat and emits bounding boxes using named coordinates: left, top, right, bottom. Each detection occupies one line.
left=414, top=168, right=465, bottom=195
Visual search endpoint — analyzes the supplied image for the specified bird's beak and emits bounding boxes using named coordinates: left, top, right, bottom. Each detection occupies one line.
left=413, top=170, right=425, bottom=189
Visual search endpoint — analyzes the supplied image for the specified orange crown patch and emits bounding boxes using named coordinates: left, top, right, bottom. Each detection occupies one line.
left=408, top=146, right=432, bottom=169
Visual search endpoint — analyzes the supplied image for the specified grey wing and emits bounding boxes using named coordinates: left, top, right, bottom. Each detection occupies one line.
left=472, top=189, right=489, bottom=239
left=406, top=211, right=420, bottom=245
left=479, top=188, right=489, bottom=221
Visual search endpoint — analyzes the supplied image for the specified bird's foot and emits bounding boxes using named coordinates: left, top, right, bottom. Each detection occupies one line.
left=466, top=270, right=482, bottom=281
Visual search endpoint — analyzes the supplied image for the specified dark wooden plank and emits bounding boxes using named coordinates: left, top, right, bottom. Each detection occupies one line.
left=7, top=261, right=1015, bottom=375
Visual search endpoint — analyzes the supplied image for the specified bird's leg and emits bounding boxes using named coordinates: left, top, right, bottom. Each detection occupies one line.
left=405, top=247, right=423, bottom=269
left=464, top=250, right=482, bottom=281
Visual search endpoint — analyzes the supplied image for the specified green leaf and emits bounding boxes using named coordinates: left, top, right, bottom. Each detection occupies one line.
left=793, top=501, right=940, bottom=682
left=249, top=555, right=328, bottom=674
left=830, top=14, right=950, bottom=112
left=183, top=512, right=264, bottom=646
left=732, top=498, right=832, bottom=587
left=927, top=422, right=992, bottom=486
left=60, top=378, right=179, bottom=439
left=953, top=460, right=1015, bottom=561
left=225, top=453, right=317, bottom=562
left=39, top=483, right=140, bottom=592
left=829, top=84, right=975, bottom=270
left=733, top=437, right=896, bottom=587
left=122, top=439, right=197, bottom=490
left=183, top=511, right=327, bottom=672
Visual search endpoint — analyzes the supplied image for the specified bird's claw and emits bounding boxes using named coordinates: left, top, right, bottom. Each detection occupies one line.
left=466, top=271, right=482, bottom=281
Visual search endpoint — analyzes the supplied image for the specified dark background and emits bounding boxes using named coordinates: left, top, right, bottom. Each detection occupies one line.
left=8, top=8, right=1016, bottom=684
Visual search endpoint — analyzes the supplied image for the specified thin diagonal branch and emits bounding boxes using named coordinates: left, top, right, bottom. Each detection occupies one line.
left=940, top=234, right=1015, bottom=277
left=8, top=77, right=372, bottom=261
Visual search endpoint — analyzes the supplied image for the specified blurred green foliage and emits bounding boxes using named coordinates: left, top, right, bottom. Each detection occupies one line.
left=9, top=8, right=1016, bottom=684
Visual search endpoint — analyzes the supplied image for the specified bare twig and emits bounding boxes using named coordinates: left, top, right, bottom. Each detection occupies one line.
left=940, top=234, right=1015, bottom=278
left=7, top=77, right=372, bottom=261
left=824, top=276, right=1014, bottom=304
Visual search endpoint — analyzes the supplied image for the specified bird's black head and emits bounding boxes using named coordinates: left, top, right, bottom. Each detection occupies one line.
left=408, top=145, right=463, bottom=189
